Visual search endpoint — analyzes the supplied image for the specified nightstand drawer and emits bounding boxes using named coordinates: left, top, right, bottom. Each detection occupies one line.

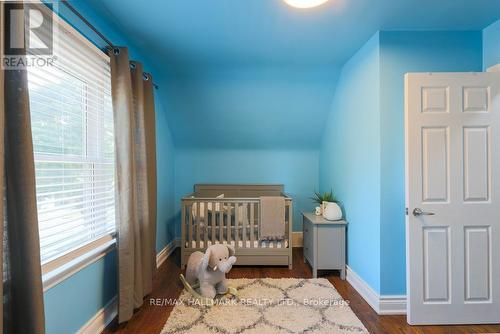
left=317, top=225, right=344, bottom=268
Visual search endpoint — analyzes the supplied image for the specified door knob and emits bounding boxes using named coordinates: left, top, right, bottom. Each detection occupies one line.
left=412, top=208, right=435, bottom=216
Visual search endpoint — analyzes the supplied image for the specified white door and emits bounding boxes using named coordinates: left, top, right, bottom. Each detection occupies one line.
left=405, top=72, right=500, bottom=325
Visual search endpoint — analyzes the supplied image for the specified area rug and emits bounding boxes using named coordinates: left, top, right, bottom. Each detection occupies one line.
left=161, top=278, right=368, bottom=334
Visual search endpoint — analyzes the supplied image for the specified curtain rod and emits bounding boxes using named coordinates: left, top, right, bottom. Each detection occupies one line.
left=60, top=0, right=159, bottom=90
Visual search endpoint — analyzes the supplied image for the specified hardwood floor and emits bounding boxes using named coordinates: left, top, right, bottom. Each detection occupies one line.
left=104, top=248, right=500, bottom=334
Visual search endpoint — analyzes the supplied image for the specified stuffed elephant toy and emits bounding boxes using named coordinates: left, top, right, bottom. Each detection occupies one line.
left=185, top=244, right=237, bottom=298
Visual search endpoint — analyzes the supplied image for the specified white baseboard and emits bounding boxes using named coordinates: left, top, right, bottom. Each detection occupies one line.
left=77, top=239, right=180, bottom=334
left=156, top=238, right=181, bottom=268
left=346, top=266, right=406, bottom=315
left=292, top=232, right=303, bottom=247
left=487, top=63, right=500, bottom=72
left=76, top=296, right=117, bottom=334
left=379, top=294, right=407, bottom=315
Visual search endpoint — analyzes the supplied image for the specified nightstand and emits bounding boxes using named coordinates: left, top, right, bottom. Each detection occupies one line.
left=302, top=212, right=346, bottom=279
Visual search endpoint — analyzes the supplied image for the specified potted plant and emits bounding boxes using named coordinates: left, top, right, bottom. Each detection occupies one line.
left=310, top=190, right=342, bottom=221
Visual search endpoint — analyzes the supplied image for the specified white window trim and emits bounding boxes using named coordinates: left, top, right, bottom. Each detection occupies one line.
left=42, top=233, right=115, bottom=275
left=34, top=2, right=116, bottom=290
left=42, top=234, right=116, bottom=291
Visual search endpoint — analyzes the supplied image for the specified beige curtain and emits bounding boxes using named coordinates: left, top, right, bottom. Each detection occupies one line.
left=110, top=47, right=157, bottom=323
left=1, top=3, right=46, bottom=334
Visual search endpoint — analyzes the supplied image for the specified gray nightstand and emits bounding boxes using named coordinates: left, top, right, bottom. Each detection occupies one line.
left=302, top=212, right=346, bottom=279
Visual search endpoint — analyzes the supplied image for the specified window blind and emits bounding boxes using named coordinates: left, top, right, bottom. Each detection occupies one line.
left=27, top=16, right=115, bottom=264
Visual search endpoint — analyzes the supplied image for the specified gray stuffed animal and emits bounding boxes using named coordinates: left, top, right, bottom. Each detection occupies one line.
left=185, top=244, right=237, bottom=298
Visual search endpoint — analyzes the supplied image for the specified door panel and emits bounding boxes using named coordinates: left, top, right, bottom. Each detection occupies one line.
left=463, top=127, right=490, bottom=202
left=422, top=226, right=450, bottom=302
left=463, top=87, right=489, bottom=113
left=422, top=87, right=449, bottom=113
left=405, top=72, right=500, bottom=325
left=422, top=127, right=449, bottom=202
left=464, top=226, right=490, bottom=302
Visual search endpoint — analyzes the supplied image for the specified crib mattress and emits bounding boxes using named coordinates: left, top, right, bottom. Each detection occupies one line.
left=185, top=239, right=289, bottom=249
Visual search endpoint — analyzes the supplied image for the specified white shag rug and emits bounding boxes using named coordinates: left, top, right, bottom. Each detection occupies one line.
left=161, top=278, right=368, bottom=334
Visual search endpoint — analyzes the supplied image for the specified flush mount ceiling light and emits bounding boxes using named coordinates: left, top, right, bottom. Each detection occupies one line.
left=283, top=0, right=330, bottom=9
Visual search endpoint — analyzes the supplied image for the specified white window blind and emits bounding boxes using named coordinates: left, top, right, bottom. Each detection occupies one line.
left=27, top=16, right=115, bottom=264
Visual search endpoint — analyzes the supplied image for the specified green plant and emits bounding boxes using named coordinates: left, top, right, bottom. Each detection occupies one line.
left=310, top=190, right=337, bottom=204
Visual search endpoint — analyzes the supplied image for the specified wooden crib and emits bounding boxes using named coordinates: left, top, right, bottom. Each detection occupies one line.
left=181, top=184, right=293, bottom=269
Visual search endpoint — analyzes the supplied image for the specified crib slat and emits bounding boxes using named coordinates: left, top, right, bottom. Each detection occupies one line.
left=196, top=202, right=201, bottom=248
left=210, top=202, right=220, bottom=245
left=204, top=201, right=208, bottom=246
left=220, top=202, right=224, bottom=242
left=226, top=202, right=231, bottom=244
left=250, top=202, right=255, bottom=248
left=234, top=202, right=239, bottom=247
left=188, top=203, right=193, bottom=247
left=257, top=202, right=260, bottom=244
left=242, top=203, right=247, bottom=248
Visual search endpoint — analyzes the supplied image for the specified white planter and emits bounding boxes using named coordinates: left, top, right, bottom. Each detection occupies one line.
left=322, top=202, right=342, bottom=221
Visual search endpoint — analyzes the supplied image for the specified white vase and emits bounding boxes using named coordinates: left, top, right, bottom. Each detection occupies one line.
left=322, top=202, right=342, bottom=221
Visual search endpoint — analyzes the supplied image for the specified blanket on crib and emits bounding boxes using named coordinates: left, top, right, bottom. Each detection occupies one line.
left=259, top=196, right=285, bottom=240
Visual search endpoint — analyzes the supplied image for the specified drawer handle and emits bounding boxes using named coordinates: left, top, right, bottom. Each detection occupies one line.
left=305, top=228, right=309, bottom=232
left=305, top=247, right=308, bottom=250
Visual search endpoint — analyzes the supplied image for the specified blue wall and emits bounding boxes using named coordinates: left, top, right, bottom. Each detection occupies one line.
left=319, top=31, right=483, bottom=296
left=175, top=149, right=319, bottom=233
left=163, top=66, right=337, bottom=237
left=483, top=19, right=500, bottom=69
left=155, top=95, right=177, bottom=250
left=378, top=31, right=483, bottom=295
left=160, top=66, right=339, bottom=149
left=43, top=2, right=176, bottom=333
left=44, top=251, right=117, bottom=334
left=320, top=33, right=382, bottom=293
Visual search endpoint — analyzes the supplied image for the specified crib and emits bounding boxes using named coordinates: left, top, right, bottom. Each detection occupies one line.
left=181, top=184, right=293, bottom=269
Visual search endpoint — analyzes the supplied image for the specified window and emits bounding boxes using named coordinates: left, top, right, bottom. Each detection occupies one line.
left=27, top=13, right=115, bottom=268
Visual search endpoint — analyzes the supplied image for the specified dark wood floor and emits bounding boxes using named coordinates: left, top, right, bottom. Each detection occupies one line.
left=104, top=248, right=500, bottom=334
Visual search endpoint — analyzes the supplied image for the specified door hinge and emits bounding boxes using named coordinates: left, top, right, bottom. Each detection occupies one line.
left=405, top=208, right=408, bottom=216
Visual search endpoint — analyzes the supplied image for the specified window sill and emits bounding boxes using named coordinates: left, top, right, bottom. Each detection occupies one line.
left=42, top=237, right=116, bottom=292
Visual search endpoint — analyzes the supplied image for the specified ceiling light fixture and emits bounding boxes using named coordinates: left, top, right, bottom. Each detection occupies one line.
left=283, top=0, right=330, bottom=9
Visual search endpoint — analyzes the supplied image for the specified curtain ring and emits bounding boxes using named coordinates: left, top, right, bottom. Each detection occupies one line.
left=143, top=73, right=150, bottom=81
left=113, top=48, right=120, bottom=55
left=129, top=62, right=136, bottom=69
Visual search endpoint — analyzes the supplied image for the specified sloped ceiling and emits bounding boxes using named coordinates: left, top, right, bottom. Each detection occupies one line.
left=84, top=0, right=500, bottom=148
